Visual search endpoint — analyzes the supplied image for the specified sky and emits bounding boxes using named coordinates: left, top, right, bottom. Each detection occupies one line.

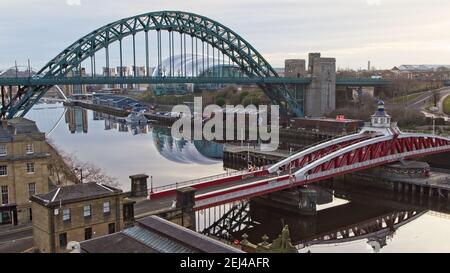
left=1, top=0, right=450, bottom=71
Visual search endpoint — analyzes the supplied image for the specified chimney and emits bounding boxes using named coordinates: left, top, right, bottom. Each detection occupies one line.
left=129, top=174, right=149, bottom=197
left=1, top=119, right=8, bottom=129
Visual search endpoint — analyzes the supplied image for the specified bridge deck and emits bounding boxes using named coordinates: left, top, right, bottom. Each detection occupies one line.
left=0, top=76, right=391, bottom=87
left=135, top=170, right=286, bottom=215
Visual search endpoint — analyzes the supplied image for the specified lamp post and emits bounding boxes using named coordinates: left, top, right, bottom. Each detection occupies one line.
left=289, top=148, right=293, bottom=185
left=433, top=116, right=436, bottom=135
left=150, top=175, right=153, bottom=193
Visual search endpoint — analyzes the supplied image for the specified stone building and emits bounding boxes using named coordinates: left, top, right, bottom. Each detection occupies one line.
left=63, top=67, right=87, bottom=96
left=30, top=182, right=135, bottom=253
left=285, top=59, right=306, bottom=77
left=0, top=118, right=51, bottom=226
left=305, top=53, right=336, bottom=117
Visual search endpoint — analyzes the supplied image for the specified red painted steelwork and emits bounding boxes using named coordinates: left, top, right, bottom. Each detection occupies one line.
left=194, top=135, right=450, bottom=210
left=280, top=135, right=371, bottom=172
left=149, top=169, right=269, bottom=199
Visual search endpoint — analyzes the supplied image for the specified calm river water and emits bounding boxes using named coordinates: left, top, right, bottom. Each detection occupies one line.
left=27, top=103, right=225, bottom=191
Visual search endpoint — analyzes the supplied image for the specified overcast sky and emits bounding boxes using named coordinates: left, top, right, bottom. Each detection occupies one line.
left=1, top=0, right=450, bottom=71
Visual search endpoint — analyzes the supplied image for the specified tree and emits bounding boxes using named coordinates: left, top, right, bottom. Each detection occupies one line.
left=47, top=141, right=119, bottom=188
left=432, top=89, right=441, bottom=107
left=215, top=97, right=226, bottom=107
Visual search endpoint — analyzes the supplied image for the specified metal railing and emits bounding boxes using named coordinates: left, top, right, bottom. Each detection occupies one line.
left=150, top=165, right=269, bottom=194
left=401, top=129, right=450, bottom=137
left=223, top=144, right=290, bottom=157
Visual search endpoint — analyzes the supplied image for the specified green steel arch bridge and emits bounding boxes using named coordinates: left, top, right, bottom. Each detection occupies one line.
left=0, top=10, right=391, bottom=119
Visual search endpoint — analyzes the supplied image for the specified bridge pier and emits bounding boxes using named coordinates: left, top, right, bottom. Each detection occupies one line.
left=404, top=183, right=409, bottom=194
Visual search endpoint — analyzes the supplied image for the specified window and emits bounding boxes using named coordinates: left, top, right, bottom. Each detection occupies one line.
left=1, top=212, right=11, bottom=225
left=0, top=165, right=7, bottom=176
left=84, top=227, right=92, bottom=240
left=83, top=205, right=91, bottom=218
left=59, top=233, right=67, bottom=248
left=26, top=163, right=35, bottom=174
left=62, top=209, right=71, bottom=222
left=0, top=145, right=7, bottom=156
left=1, top=186, right=8, bottom=205
left=29, top=208, right=32, bottom=221
left=108, top=223, right=116, bottom=234
left=28, top=183, right=36, bottom=197
left=26, top=144, right=34, bottom=154
left=103, top=201, right=110, bottom=214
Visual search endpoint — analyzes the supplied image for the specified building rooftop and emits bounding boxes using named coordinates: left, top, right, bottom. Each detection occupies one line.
left=80, top=232, right=157, bottom=253
left=0, top=117, right=44, bottom=141
left=80, top=216, right=243, bottom=253
left=129, top=174, right=149, bottom=179
left=31, top=182, right=122, bottom=207
left=398, top=65, right=450, bottom=72
left=291, top=116, right=362, bottom=124
left=94, top=94, right=138, bottom=103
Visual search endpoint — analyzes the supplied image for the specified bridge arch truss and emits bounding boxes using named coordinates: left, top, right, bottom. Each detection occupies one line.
left=2, top=11, right=301, bottom=118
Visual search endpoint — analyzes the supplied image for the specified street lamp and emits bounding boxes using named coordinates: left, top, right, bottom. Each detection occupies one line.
left=289, top=148, right=293, bottom=185
left=150, top=175, right=153, bottom=193
left=75, top=168, right=83, bottom=183
left=433, top=116, right=436, bottom=135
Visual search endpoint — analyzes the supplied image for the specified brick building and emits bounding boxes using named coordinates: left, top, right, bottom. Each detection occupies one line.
left=30, top=182, right=135, bottom=253
left=0, top=118, right=51, bottom=226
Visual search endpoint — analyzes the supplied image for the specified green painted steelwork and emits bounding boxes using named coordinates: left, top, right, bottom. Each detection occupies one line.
left=0, top=76, right=392, bottom=87
left=0, top=76, right=313, bottom=86
left=2, top=11, right=304, bottom=118
left=0, top=11, right=394, bottom=118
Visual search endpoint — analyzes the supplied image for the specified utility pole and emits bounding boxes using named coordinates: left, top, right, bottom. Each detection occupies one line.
left=289, top=148, right=293, bottom=185
left=433, top=117, right=436, bottom=135
left=28, top=59, right=31, bottom=78
left=150, top=176, right=153, bottom=193
left=247, top=142, right=250, bottom=168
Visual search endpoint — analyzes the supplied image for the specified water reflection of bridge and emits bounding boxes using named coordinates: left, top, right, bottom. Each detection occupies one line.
left=198, top=184, right=438, bottom=251
left=86, top=109, right=225, bottom=163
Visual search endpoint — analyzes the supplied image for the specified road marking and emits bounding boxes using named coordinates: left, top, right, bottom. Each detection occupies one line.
left=0, top=226, right=32, bottom=236
left=0, top=236, right=33, bottom=246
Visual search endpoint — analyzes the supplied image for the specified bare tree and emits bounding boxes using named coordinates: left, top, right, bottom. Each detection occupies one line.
left=432, top=89, right=441, bottom=107
left=46, top=141, right=119, bottom=188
